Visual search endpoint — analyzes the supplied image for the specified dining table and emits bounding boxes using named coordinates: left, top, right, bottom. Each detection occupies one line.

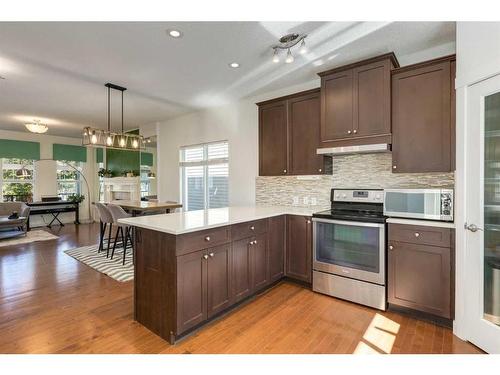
left=106, top=200, right=182, bottom=216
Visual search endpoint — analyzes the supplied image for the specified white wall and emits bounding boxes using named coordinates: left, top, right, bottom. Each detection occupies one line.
left=0, top=129, right=96, bottom=226
left=454, top=22, right=500, bottom=342
left=155, top=79, right=320, bottom=206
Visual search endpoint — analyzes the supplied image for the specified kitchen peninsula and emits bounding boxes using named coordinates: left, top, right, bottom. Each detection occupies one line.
left=119, top=206, right=321, bottom=344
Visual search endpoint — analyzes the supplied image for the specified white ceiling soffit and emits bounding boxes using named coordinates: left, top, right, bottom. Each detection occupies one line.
left=0, top=21, right=456, bottom=137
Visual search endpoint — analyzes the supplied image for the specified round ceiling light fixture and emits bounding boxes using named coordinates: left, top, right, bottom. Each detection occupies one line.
left=167, top=29, right=183, bottom=38
left=228, top=62, right=240, bottom=68
left=25, top=120, right=48, bottom=134
left=271, top=33, right=308, bottom=64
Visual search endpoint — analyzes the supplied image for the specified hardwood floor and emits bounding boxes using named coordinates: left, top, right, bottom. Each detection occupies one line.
left=0, top=223, right=483, bottom=354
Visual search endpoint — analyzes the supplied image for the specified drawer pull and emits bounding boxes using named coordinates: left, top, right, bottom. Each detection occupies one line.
left=203, top=254, right=209, bottom=260
left=254, top=240, right=258, bottom=244
left=414, top=232, right=420, bottom=237
left=249, top=240, right=254, bottom=245
left=209, top=252, right=214, bottom=258
left=250, top=226, right=255, bottom=231
left=389, top=245, right=394, bottom=250
left=205, top=236, right=211, bottom=241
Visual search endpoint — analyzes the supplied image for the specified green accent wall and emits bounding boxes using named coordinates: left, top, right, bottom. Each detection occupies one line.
left=0, top=139, right=40, bottom=160
left=53, top=143, right=87, bottom=162
left=141, top=152, right=153, bottom=166
left=106, top=149, right=140, bottom=176
left=96, top=148, right=103, bottom=163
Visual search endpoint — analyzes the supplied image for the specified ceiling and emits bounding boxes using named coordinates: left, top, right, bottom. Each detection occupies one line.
left=0, top=21, right=456, bottom=138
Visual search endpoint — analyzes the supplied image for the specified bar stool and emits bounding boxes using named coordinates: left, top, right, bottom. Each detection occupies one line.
left=94, top=202, right=114, bottom=258
left=107, top=204, right=134, bottom=265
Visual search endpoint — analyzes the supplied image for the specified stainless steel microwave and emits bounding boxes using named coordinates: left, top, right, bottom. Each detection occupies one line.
left=383, top=188, right=454, bottom=222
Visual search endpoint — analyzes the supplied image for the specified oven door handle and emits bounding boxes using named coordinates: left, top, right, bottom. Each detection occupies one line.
left=312, top=217, right=385, bottom=229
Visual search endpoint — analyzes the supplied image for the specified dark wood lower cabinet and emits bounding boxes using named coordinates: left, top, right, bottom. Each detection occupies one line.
left=207, top=244, right=232, bottom=318
left=232, top=237, right=252, bottom=303
left=134, top=214, right=312, bottom=344
left=285, top=215, right=312, bottom=283
left=268, top=215, right=285, bottom=282
left=388, top=224, right=454, bottom=319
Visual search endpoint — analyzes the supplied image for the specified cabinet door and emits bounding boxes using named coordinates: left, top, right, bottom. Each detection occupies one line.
left=207, top=244, right=232, bottom=318
left=231, top=237, right=252, bottom=302
left=450, top=59, right=456, bottom=171
left=177, top=249, right=207, bottom=333
left=268, top=215, right=285, bottom=282
left=353, top=60, right=391, bottom=137
left=259, top=100, right=288, bottom=176
left=285, top=215, right=312, bottom=283
left=251, top=233, right=268, bottom=291
left=388, top=241, right=452, bottom=318
left=320, top=69, right=354, bottom=142
left=392, top=60, right=452, bottom=172
left=288, top=91, right=324, bottom=175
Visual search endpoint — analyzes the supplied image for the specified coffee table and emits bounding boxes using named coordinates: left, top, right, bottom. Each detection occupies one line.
left=0, top=216, right=27, bottom=240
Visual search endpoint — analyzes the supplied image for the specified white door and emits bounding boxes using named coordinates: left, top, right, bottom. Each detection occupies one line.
left=465, top=73, right=500, bottom=353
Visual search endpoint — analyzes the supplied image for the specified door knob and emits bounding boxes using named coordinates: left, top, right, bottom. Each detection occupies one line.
left=389, top=245, right=394, bottom=250
left=465, top=223, right=483, bottom=232
left=203, top=254, right=209, bottom=260
left=209, top=252, right=214, bottom=257
left=283, top=169, right=287, bottom=173
left=250, top=226, right=255, bottom=231
left=353, top=129, right=357, bottom=134
left=414, top=232, right=420, bottom=237
left=347, top=130, right=352, bottom=134
left=205, top=236, right=211, bottom=241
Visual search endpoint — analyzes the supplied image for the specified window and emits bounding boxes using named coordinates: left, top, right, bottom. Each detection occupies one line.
left=56, top=161, right=82, bottom=200
left=140, top=165, right=151, bottom=198
left=0, top=158, right=35, bottom=202
left=97, top=161, right=105, bottom=201
left=180, top=141, right=229, bottom=211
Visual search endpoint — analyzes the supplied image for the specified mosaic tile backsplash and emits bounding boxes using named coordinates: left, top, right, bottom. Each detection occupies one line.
left=255, top=153, right=454, bottom=207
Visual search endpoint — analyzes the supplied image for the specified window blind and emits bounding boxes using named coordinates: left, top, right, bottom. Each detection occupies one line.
left=53, top=144, right=87, bottom=163
left=0, top=139, right=40, bottom=160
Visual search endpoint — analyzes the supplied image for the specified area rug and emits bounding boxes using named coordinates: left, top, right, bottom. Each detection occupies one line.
left=0, top=230, right=59, bottom=248
left=64, top=241, right=133, bottom=282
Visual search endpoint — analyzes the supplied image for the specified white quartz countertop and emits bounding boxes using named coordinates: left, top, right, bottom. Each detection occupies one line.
left=118, top=205, right=326, bottom=235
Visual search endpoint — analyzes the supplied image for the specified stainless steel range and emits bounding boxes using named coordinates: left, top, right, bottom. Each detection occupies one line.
left=312, top=189, right=387, bottom=310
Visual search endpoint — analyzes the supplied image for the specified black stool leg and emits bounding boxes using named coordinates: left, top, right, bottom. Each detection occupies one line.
left=106, top=223, right=113, bottom=258
left=111, top=226, right=121, bottom=260
left=98, top=222, right=106, bottom=253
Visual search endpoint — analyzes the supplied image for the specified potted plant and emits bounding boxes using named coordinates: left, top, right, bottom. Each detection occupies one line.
left=67, top=193, right=85, bottom=204
left=123, top=170, right=135, bottom=177
left=98, top=168, right=113, bottom=178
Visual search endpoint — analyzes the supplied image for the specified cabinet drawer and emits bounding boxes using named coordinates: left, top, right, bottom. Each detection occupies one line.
left=231, top=219, right=268, bottom=241
left=388, top=223, right=451, bottom=248
left=176, top=226, right=231, bottom=256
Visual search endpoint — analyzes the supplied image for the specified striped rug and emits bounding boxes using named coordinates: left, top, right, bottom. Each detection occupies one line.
left=64, top=241, right=134, bottom=282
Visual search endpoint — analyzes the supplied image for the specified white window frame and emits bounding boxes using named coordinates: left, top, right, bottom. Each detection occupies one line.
left=179, top=141, right=229, bottom=211
left=140, top=165, right=151, bottom=198
left=56, top=160, right=82, bottom=200
left=0, top=158, right=35, bottom=202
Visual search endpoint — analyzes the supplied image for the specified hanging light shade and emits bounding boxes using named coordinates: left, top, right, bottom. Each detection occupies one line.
left=270, top=33, right=307, bottom=64
left=82, top=83, right=145, bottom=151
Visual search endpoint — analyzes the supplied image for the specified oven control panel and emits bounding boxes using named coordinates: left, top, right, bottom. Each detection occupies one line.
left=332, top=189, right=383, bottom=203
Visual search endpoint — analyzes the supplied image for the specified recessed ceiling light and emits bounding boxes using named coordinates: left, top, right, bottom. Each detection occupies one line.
left=229, top=62, right=240, bottom=68
left=167, top=29, right=182, bottom=38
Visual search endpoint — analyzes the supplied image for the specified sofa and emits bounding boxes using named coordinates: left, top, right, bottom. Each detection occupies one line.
left=0, top=202, right=31, bottom=232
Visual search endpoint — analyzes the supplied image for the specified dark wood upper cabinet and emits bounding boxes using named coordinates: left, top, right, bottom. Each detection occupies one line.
left=206, top=244, right=232, bottom=318
left=391, top=55, right=456, bottom=173
left=259, top=100, right=288, bottom=176
left=288, top=91, right=325, bottom=175
left=258, top=89, right=331, bottom=176
left=268, top=215, right=285, bottom=282
left=318, top=53, right=398, bottom=147
left=285, top=215, right=312, bottom=283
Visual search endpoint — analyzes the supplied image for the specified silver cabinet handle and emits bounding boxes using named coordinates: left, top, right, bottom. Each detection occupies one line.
left=353, top=129, right=357, bottom=134
left=203, top=254, right=209, bottom=260
left=254, top=240, right=258, bottom=244
left=465, top=223, right=483, bottom=232
left=347, top=130, right=352, bottom=134
left=414, top=232, right=420, bottom=237
left=249, top=240, right=254, bottom=245
left=389, top=245, right=394, bottom=250
left=306, top=220, right=311, bottom=224
left=250, top=226, right=255, bottom=231
left=209, top=252, right=214, bottom=257
left=393, top=165, right=397, bottom=169
left=318, top=168, right=322, bottom=172
left=205, top=236, right=211, bottom=241
left=283, top=169, right=287, bottom=173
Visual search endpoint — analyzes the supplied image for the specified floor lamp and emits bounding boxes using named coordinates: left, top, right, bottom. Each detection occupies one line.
left=17, top=159, right=94, bottom=224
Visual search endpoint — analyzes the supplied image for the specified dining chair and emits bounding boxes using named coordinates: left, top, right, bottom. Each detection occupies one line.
left=107, top=204, right=134, bottom=265
left=94, top=202, right=114, bottom=258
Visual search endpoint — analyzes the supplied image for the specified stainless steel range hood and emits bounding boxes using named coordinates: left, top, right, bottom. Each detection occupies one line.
left=317, top=143, right=391, bottom=156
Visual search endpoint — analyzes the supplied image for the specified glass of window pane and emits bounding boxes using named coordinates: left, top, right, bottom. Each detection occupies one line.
left=208, top=164, right=228, bottom=208
left=184, top=165, right=205, bottom=211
